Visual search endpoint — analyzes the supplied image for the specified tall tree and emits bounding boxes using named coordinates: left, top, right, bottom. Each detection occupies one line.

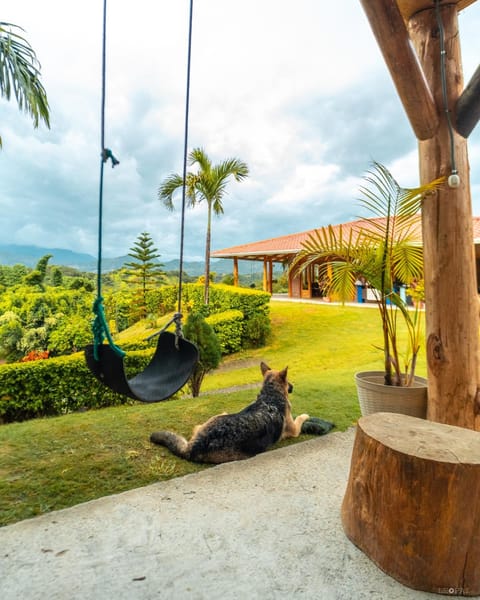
left=123, top=232, right=165, bottom=319
left=0, top=22, right=50, bottom=147
left=158, top=147, right=249, bottom=304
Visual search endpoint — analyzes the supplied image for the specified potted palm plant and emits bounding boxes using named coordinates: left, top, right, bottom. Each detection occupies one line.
left=291, top=162, right=443, bottom=417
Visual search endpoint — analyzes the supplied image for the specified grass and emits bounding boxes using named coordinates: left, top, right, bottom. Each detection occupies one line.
left=0, top=300, right=426, bottom=527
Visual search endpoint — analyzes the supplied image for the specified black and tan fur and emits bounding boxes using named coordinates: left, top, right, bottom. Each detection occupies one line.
left=150, top=362, right=309, bottom=463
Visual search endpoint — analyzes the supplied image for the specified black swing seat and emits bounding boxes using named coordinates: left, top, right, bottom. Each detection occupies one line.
left=85, top=331, right=198, bottom=403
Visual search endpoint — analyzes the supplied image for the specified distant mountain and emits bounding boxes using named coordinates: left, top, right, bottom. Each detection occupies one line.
left=0, top=244, right=124, bottom=272
left=0, top=244, right=279, bottom=277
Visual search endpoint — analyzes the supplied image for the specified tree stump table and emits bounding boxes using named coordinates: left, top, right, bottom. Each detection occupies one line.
left=341, top=412, right=480, bottom=596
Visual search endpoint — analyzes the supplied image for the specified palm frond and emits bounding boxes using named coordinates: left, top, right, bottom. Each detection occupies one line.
left=0, top=22, right=50, bottom=129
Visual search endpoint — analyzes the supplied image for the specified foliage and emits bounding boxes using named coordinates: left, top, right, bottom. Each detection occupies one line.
left=0, top=348, right=159, bottom=423
left=51, top=267, right=63, bottom=287
left=0, top=300, right=427, bottom=526
left=23, top=254, right=52, bottom=290
left=0, top=21, right=50, bottom=147
left=123, top=232, right=165, bottom=320
left=0, top=286, right=94, bottom=360
left=183, top=312, right=222, bottom=397
left=0, top=303, right=262, bottom=421
left=243, top=312, right=272, bottom=347
left=0, top=311, right=23, bottom=361
left=291, top=162, right=442, bottom=386
left=206, top=309, right=244, bottom=354
left=158, top=147, right=249, bottom=304
left=146, top=282, right=271, bottom=348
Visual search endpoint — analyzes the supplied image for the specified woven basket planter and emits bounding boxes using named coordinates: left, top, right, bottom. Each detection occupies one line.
left=354, top=371, right=428, bottom=418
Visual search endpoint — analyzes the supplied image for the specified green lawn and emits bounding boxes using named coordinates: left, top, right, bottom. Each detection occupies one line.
left=0, top=300, right=426, bottom=527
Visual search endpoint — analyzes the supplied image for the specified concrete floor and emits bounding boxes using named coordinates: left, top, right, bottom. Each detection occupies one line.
left=1, top=429, right=440, bottom=600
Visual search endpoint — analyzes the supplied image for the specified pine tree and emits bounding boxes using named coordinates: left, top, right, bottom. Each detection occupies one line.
left=124, top=233, right=165, bottom=319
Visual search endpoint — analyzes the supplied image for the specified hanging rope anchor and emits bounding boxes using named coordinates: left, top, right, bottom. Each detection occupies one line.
left=85, top=0, right=198, bottom=403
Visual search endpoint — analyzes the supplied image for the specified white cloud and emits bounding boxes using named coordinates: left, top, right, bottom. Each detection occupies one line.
left=1, top=0, right=479, bottom=261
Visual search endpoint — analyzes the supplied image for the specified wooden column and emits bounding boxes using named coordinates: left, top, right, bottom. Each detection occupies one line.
left=268, top=260, right=273, bottom=293
left=262, top=259, right=268, bottom=292
left=233, top=257, right=239, bottom=287
left=409, top=6, right=480, bottom=429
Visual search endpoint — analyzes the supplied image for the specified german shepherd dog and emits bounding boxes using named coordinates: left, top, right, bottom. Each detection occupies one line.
left=150, top=362, right=309, bottom=464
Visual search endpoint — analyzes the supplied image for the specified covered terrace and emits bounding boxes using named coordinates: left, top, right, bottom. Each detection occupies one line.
left=212, top=216, right=480, bottom=299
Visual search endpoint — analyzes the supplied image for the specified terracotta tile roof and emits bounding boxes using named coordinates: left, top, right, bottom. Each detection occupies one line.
left=212, top=216, right=480, bottom=262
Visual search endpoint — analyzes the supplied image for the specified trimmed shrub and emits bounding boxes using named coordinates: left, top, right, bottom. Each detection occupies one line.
left=206, top=309, right=244, bottom=354
left=0, top=349, right=155, bottom=423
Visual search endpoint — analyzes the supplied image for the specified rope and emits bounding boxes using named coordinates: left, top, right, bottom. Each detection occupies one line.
left=145, top=1, right=194, bottom=349
left=176, top=0, right=194, bottom=321
left=92, top=0, right=193, bottom=358
left=92, top=0, right=123, bottom=361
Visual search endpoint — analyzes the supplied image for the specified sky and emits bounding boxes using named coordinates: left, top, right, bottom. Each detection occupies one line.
left=1, top=0, right=480, bottom=262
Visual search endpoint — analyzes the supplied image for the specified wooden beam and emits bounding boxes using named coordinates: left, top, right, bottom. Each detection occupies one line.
left=456, top=65, right=480, bottom=138
left=359, top=0, right=439, bottom=140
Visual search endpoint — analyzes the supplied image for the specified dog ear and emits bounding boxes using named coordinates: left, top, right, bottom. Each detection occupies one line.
left=279, top=367, right=288, bottom=380
left=260, top=362, right=270, bottom=375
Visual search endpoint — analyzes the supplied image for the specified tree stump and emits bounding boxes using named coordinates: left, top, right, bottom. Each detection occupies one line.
left=341, top=413, right=480, bottom=596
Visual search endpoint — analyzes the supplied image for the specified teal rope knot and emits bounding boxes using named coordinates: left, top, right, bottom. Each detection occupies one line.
left=92, top=297, right=126, bottom=361
left=102, top=148, right=120, bottom=167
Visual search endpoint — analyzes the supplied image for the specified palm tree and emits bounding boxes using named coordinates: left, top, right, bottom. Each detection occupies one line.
left=291, top=162, right=443, bottom=386
left=159, top=147, right=249, bottom=304
left=0, top=22, right=50, bottom=147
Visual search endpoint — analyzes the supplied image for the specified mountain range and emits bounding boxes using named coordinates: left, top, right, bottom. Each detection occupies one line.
left=0, top=244, right=276, bottom=277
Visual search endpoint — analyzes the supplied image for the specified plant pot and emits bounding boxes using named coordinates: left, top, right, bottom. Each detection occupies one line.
left=354, top=371, right=428, bottom=418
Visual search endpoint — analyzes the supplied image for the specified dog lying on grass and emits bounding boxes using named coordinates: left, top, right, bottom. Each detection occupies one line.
left=150, top=362, right=310, bottom=464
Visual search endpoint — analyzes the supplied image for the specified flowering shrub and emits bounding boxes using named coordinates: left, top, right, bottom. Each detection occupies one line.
left=21, top=350, right=50, bottom=362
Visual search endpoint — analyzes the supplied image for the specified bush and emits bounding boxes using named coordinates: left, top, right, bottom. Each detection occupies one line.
left=183, top=313, right=222, bottom=397
left=206, top=309, right=244, bottom=354
left=0, top=284, right=272, bottom=422
left=243, top=311, right=272, bottom=347
left=0, top=349, right=156, bottom=423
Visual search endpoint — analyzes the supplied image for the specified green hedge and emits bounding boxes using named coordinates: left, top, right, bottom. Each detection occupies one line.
left=0, top=349, right=159, bottom=423
left=145, top=283, right=270, bottom=320
left=206, top=309, right=244, bottom=354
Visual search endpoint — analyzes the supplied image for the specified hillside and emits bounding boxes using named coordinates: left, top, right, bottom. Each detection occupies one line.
left=0, top=243, right=281, bottom=276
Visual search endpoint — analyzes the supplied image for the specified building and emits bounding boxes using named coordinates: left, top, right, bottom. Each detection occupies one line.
left=212, top=217, right=480, bottom=299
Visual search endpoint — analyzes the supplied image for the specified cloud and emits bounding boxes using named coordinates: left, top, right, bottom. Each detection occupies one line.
left=1, top=0, right=480, bottom=261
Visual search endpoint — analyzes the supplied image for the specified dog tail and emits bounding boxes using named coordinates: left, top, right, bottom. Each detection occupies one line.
left=150, top=430, right=191, bottom=460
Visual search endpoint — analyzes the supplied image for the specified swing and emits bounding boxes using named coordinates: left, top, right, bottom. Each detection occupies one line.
left=85, top=0, right=198, bottom=403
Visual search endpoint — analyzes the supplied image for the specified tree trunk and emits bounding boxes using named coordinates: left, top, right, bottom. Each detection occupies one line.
left=204, top=203, right=212, bottom=305
left=342, top=412, right=480, bottom=595
left=408, top=5, right=480, bottom=429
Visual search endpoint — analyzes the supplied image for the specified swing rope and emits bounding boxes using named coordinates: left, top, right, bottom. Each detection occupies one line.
left=92, top=0, right=194, bottom=360
left=92, top=0, right=123, bottom=361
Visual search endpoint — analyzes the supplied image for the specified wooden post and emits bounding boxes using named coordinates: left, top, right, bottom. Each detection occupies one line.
left=408, top=5, right=480, bottom=429
left=359, top=0, right=480, bottom=430
left=262, top=259, right=268, bottom=292
left=268, top=259, right=273, bottom=293
left=233, top=257, right=239, bottom=287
